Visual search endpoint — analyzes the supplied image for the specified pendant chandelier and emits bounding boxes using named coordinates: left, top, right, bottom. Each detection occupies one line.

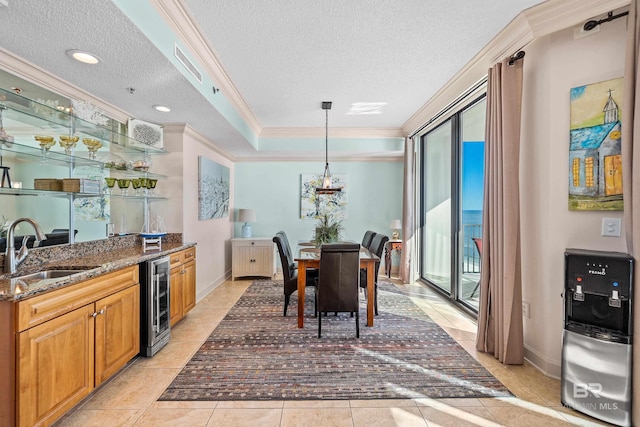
left=316, top=101, right=342, bottom=194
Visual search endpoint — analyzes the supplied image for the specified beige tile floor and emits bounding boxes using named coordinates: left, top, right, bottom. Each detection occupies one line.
left=56, top=279, right=609, bottom=427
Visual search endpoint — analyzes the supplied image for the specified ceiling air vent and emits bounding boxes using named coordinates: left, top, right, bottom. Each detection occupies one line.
left=174, top=44, right=202, bottom=84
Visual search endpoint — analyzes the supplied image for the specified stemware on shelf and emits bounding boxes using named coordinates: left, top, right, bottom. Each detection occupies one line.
left=104, top=177, right=116, bottom=195
left=59, top=135, right=79, bottom=155
left=147, top=178, right=158, bottom=196
left=131, top=178, right=142, bottom=196
left=116, top=178, right=130, bottom=196
left=34, top=135, right=55, bottom=162
left=82, top=137, right=103, bottom=160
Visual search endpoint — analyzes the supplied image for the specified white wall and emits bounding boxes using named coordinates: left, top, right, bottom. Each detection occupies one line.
left=162, top=125, right=234, bottom=301
left=520, top=18, right=627, bottom=376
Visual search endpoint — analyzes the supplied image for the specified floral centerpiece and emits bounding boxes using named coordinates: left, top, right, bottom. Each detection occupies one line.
left=313, top=214, right=343, bottom=248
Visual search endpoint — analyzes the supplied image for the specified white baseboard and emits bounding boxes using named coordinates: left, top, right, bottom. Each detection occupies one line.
left=524, top=345, right=561, bottom=379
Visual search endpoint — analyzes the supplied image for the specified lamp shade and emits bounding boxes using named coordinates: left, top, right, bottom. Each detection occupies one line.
left=237, top=209, right=256, bottom=223
left=390, top=219, right=402, bottom=229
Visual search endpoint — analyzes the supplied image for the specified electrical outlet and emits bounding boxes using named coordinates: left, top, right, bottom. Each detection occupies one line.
left=601, top=218, right=621, bottom=237
left=522, top=302, right=530, bottom=319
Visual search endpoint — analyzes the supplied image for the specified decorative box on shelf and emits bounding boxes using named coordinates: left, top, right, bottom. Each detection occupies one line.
left=62, top=178, right=101, bottom=193
left=34, top=178, right=62, bottom=191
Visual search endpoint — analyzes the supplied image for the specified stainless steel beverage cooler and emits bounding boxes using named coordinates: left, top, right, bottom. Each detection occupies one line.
left=139, top=256, right=171, bottom=357
left=562, top=249, right=633, bottom=427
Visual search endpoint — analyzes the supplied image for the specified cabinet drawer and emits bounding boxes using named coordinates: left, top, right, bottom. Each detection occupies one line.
left=232, top=239, right=273, bottom=248
left=16, top=265, right=138, bottom=332
left=169, top=251, right=183, bottom=269
left=182, top=247, right=196, bottom=262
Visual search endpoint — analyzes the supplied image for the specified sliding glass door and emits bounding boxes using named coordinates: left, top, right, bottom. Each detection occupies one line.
left=420, top=96, right=485, bottom=311
left=459, top=99, right=485, bottom=308
left=421, top=121, right=452, bottom=294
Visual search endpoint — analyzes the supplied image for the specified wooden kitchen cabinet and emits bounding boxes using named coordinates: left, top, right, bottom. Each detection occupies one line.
left=169, top=247, right=197, bottom=326
left=10, top=265, right=140, bottom=427
left=231, top=238, right=276, bottom=280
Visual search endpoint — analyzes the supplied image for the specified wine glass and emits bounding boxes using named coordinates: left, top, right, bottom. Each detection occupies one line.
left=147, top=178, right=158, bottom=196
left=34, top=135, right=55, bottom=162
left=131, top=178, right=142, bottom=196
left=104, top=177, right=116, bottom=195
left=82, top=138, right=103, bottom=160
left=59, top=135, right=79, bottom=155
left=139, top=177, right=149, bottom=196
left=116, top=178, right=130, bottom=196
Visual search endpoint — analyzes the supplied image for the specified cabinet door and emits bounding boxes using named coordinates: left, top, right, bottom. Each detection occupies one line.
left=94, top=285, right=140, bottom=386
left=169, top=266, right=183, bottom=327
left=252, top=246, right=273, bottom=277
left=18, top=304, right=95, bottom=427
left=182, top=260, right=196, bottom=315
left=233, top=246, right=255, bottom=276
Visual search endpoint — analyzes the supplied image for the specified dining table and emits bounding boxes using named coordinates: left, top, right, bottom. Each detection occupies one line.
left=294, top=244, right=380, bottom=328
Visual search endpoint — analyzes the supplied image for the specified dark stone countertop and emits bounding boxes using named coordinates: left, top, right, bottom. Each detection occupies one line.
left=0, top=234, right=195, bottom=302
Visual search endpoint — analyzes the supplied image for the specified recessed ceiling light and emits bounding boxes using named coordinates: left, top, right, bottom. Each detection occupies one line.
left=153, top=105, right=171, bottom=112
left=66, top=49, right=101, bottom=65
left=347, top=102, right=387, bottom=115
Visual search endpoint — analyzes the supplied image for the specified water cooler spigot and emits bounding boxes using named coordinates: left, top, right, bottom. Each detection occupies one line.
left=609, top=289, right=621, bottom=308
left=573, top=284, right=584, bottom=301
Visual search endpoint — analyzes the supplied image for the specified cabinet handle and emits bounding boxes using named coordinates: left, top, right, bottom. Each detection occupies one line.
left=90, top=312, right=98, bottom=318
left=90, top=309, right=105, bottom=318
left=97, top=309, right=105, bottom=315
left=172, top=257, right=180, bottom=262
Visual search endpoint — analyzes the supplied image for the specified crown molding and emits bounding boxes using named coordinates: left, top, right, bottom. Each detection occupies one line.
left=0, top=48, right=130, bottom=124
left=234, top=154, right=403, bottom=163
left=150, top=0, right=262, bottom=135
left=163, top=123, right=237, bottom=162
left=402, top=0, right=630, bottom=136
left=260, top=127, right=405, bottom=139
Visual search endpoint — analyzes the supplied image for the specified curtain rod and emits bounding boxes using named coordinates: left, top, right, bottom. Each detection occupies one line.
left=408, top=76, right=488, bottom=139
left=584, top=10, right=629, bottom=32
left=508, top=50, right=525, bottom=66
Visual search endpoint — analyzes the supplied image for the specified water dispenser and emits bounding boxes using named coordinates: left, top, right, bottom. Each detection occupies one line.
left=561, top=248, right=633, bottom=427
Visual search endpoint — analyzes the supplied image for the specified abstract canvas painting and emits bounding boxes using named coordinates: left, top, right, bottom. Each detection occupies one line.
left=300, top=173, right=347, bottom=219
left=569, top=77, right=623, bottom=211
left=198, top=156, right=230, bottom=219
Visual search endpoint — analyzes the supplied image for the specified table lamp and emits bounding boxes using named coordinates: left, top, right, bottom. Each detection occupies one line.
left=390, top=219, right=402, bottom=240
left=238, top=208, right=256, bottom=238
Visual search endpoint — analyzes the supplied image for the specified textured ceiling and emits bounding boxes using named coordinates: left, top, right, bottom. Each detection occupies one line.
left=0, top=0, right=545, bottom=159
left=182, top=0, right=543, bottom=129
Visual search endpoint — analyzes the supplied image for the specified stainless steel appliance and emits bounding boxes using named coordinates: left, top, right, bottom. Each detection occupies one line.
left=561, top=249, right=633, bottom=427
left=140, top=256, right=171, bottom=357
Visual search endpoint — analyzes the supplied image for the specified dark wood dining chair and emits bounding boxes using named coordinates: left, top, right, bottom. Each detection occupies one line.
left=361, top=230, right=376, bottom=249
left=273, top=231, right=317, bottom=316
left=316, top=243, right=361, bottom=338
left=360, top=233, right=388, bottom=315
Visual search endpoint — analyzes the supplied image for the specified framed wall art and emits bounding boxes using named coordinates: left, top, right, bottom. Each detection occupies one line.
left=198, top=156, right=230, bottom=219
left=127, top=118, right=164, bottom=149
left=300, top=173, right=347, bottom=219
left=569, top=77, right=623, bottom=211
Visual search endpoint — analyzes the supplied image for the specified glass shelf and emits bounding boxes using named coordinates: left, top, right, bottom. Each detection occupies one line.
left=0, top=187, right=167, bottom=200
left=0, top=140, right=166, bottom=179
left=0, top=87, right=167, bottom=155
left=0, top=187, right=102, bottom=198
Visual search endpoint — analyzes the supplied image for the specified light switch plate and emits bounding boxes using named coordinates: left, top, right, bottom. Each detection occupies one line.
left=602, top=218, right=621, bottom=237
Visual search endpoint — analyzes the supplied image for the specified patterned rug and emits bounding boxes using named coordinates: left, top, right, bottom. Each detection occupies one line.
left=159, top=279, right=511, bottom=401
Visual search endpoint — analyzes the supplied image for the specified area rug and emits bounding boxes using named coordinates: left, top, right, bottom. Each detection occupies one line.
left=159, top=279, right=511, bottom=401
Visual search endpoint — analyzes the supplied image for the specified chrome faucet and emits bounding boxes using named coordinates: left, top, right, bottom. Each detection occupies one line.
left=4, top=218, right=47, bottom=274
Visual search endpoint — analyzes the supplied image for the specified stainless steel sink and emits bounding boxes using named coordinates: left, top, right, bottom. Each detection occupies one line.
left=13, top=269, right=85, bottom=281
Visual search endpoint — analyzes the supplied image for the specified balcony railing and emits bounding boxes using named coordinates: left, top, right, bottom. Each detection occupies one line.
left=462, top=223, right=481, bottom=274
